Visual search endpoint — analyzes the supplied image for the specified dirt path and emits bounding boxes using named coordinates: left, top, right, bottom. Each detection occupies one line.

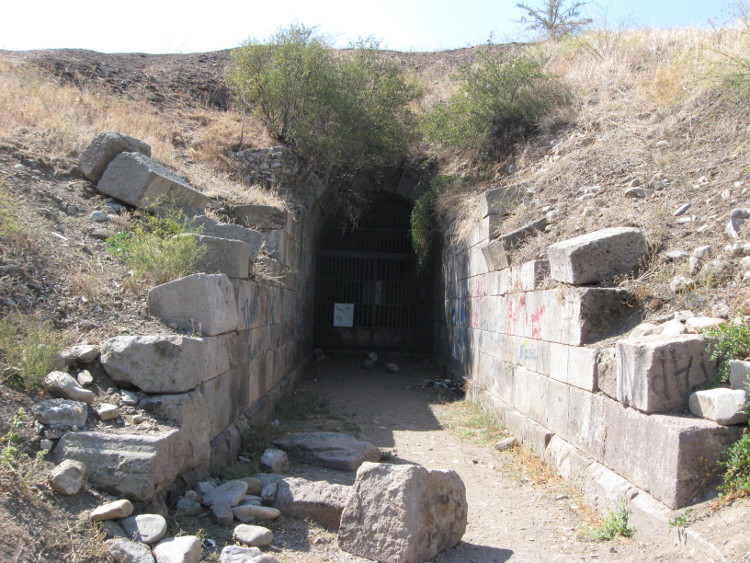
left=286, top=356, right=700, bottom=563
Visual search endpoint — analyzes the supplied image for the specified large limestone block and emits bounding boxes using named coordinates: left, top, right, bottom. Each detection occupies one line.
left=80, top=132, right=151, bottom=182
left=547, top=227, right=647, bottom=285
left=273, top=477, right=351, bottom=530
left=602, top=399, right=742, bottom=508
left=55, top=429, right=186, bottom=501
left=102, top=335, right=205, bottom=394
left=338, top=462, right=467, bottom=563
left=191, top=215, right=263, bottom=261
left=148, top=273, right=239, bottom=336
left=617, top=335, right=714, bottom=414
left=481, top=218, right=548, bottom=271
left=689, top=388, right=749, bottom=425
left=98, top=151, right=210, bottom=210
left=140, top=390, right=211, bottom=468
left=180, top=234, right=250, bottom=279
left=271, top=432, right=380, bottom=472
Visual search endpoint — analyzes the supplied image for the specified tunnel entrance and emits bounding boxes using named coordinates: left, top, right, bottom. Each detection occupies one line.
left=314, top=192, right=432, bottom=351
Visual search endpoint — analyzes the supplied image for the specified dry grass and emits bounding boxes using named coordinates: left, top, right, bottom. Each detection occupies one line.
left=0, top=57, right=279, bottom=206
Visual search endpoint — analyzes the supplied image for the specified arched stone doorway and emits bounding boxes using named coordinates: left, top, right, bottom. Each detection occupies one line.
left=313, top=192, right=433, bottom=351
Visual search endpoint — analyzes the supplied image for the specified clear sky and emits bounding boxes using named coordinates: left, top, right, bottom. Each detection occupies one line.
left=0, top=0, right=734, bottom=54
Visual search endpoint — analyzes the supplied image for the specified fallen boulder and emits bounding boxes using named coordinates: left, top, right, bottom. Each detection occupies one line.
left=80, top=131, right=151, bottom=182
left=338, top=462, right=467, bottom=563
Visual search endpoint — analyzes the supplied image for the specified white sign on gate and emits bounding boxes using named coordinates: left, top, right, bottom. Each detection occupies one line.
left=333, top=303, right=354, bottom=327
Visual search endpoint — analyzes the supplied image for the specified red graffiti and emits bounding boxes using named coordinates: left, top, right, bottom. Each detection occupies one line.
left=507, top=295, right=526, bottom=335
left=530, top=305, right=546, bottom=339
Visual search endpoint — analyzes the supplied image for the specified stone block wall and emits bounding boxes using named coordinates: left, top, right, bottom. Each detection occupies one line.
left=57, top=135, right=317, bottom=503
left=438, top=212, right=742, bottom=510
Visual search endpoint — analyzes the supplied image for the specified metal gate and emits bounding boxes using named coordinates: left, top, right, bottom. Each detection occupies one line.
left=314, top=193, right=432, bottom=351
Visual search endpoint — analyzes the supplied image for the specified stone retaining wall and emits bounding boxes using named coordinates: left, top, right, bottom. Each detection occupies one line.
left=437, top=190, right=743, bottom=510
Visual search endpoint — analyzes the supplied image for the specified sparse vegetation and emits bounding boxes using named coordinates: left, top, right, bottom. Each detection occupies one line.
left=228, top=24, right=420, bottom=191
left=105, top=206, right=207, bottom=288
left=579, top=498, right=634, bottom=541
left=0, top=314, right=70, bottom=393
left=0, top=408, right=47, bottom=492
left=721, top=432, right=750, bottom=497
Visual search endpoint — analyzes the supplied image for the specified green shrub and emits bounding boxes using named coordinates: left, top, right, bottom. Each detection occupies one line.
left=228, top=24, right=420, bottom=189
left=516, top=0, right=592, bottom=40
left=579, top=498, right=634, bottom=541
left=721, top=432, right=750, bottom=497
left=106, top=207, right=207, bottom=286
left=410, top=186, right=438, bottom=271
left=701, top=321, right=750, bottom=383
left=0, top=314, right=70, bottom=393
left=422, top=46, right=570, bottom=158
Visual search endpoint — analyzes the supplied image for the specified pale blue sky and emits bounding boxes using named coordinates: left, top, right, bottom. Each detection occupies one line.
left=0, top=0, right=734, bottom=54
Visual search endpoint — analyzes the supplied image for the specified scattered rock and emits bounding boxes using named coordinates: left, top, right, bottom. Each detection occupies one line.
left=77, top=370, right=94, bottom=387
left=624, top=187, right=646, bottom=198
left=665, top=250, right=690, bottom=261
left=61, top=345, right=100, bottom=365
left=32, top=398, right=87, bottom=427
left=272, top=432, right=381, bottom=472
left=211, top=501, right=235, bottom=526
left=90, top=210, right=108, bottom=222
left=49, top=459, right=86, bottom=495
left=659, top=319, right=687, bottom=336
left=674, top=203, right=691, bottom=216
left=219, top=545, right=262, bottom=563
left=338, top=462, right=467, bottom=563
left=693, top=245, right=712, bottom=259
left=152, top=536, right=202, bottom=563
left=97, top=403, right=121, bottom=421
left=119, top=514, right=168, bottom=545
left=233, top=524, right=273, bottom=547
left=385, top=363, right=400, bottom=374
left=494, top=437, right=518, bottom=451
left=669, top=275, right=695, bottom=293
left=101, top=520, right=128, bottom=539
left=105, top=538, right=155, bottom=563
left=260, top=449, right=289, bottom=474
left=232, top=504, right=281, bottom=522
left=273, top=477, right=351, bottom=530
left=726, top=218, right=744, bottom=239
left=202, top=480, right=248, bottom=508
left=176, top=496, right=203, bottom=516
left=240, top=477, right=263, bottom=496
left=261, top=482, right=277, bottom=506
left=45, top=371, right=95, bottom=403
left=120, top=390, right=139, bottom=405
left=730, top=208, right=750, bottom=219
left=91, top=499, right=134, bottom=522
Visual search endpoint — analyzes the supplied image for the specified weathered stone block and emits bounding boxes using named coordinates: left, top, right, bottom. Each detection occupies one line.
left=210, top=424, right=242, bottom=475
left=80, top=132, right=151, bottom=182
left=139, top=390, right=211, bottom=468
left=729, top=359, right=750, bottom=391
left=617, top=335, right=714, bottom=414
left=227, top=204, right=286, bottom=229
left=338, top=463, right=467, bottom=563
left=512, top=367, right=547, bottom=425
left=191, top=215, right=263, bottom=261
left=55, top=429, right=185, bottom=501
left=545, top=378, right=570, bottom=438
left=547, top=227, right=647, bottom=285
left=273, top=477, right=351, bottom=530
left=101, top=334, right=222, bottom=393
left=32, top=398, right=88, bottom=428
left=567, top=346, right=598, bottom=391
left=479, top=187, right=511, bottom=219
left=518, top=260, right=550, bottom=291
left=148, top=273, right=239, bottom=336
left=567, top=387, right=606, bottom=461
left=178, top=234, right=250, bottom=279
left=98, top=152, right=210, bottom=209
left=602, top=399, right=742, bottom=508
left=596, top=347, right=618, bottom=399
left=480, top=218, right=548, bottom=271
left=232, top=280, right=268, bottom=331
left=689, top=388, right=749, bottom=425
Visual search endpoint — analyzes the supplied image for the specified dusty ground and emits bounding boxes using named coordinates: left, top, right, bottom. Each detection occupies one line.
left=263, top=357, right=741, bottom=563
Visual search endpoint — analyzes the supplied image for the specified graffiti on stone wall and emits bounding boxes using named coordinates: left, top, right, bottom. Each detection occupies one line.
left=507, top=295, right=546, bottom=339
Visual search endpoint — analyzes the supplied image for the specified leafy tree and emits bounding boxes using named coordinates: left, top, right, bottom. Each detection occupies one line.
left=516, top=0, right=592, bottom=40
left=228, top=24, right=420, bottom=190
